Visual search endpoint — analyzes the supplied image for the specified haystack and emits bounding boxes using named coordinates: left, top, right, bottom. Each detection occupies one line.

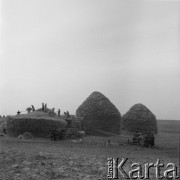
left=0, top=117, right=6, bottom=133
left=6, top=111, right=67, bottom=137
left=121, top=103, right=158, bottom=134
left=76, top=91, right=121, bottom=135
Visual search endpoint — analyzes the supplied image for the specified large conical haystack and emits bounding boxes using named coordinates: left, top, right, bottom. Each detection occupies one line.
left=76, top=91, right=121, bottom=135
left=122, top=103, right=158, bottom=134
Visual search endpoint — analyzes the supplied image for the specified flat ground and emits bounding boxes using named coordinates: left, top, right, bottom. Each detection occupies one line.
left=0, top=120, right=179, bottom=180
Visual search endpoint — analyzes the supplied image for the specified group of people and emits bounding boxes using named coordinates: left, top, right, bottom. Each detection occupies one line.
left=31, top=105, right=35, bottom=111
left=144, top=131, right=155, bottom=147
left=17, top=105, right=35, bottom=115
left=42, top=102, right=62, bottom=117
left=41, top=102, right=47, bottom=111
left=64, top=111, right=70, bottom=118
left=57, top=109, right=61, bottom=116
left=50, top=129, right=66, bottom=141
left=132, top=130, right=155, bottom=148
left=16, top=102, right=68, bottom=117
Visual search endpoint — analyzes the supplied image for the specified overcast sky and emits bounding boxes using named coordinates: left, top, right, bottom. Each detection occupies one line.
left=0, top=0, right=180, bottom=120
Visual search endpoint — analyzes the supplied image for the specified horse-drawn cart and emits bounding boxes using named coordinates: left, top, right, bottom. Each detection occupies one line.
left=127, top=131, right=155, bottom=148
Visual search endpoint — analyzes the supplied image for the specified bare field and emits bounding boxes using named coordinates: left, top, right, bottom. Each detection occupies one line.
left=0, top=120, right=179, bottom=180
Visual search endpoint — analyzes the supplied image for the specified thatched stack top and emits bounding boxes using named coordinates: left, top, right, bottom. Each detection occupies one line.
left=11, top=111, right=61, bottom=121
left=76, top=91, right=121, bottom=135
left=122, top=103, right=157, bottom=134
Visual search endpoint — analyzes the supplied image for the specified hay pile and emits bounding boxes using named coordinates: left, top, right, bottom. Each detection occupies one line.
left=36, top=108, right=57, bottom=116
left=0, top=117, right=6, bottom=133
left=121, top=103, right=158, bottom=134
left=0, top=117, right=7, bottom=135
left=0, top=117, right=6, bottom=125
left=6, top=111, right=67, bottom=137
left=76, top=91, right=121, bottom=135
left=18, top=132, right=34, bottom=139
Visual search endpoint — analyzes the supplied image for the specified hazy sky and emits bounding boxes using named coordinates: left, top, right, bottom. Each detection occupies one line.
left=0, top=0, right=180, bottom=120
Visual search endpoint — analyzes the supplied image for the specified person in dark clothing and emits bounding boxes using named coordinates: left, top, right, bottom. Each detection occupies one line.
left=147, top=132, right=155, bottom=147
left=67, top=111, right=70, bottom=118
left=150, top=134, right=155, bottom=147
left=58, top=109, right=61, bottom=117
left=42, top=103, right=45, bottom=111
left=144, top=131, right=154, bottom=148
left=17, top=110, right=21, bottom=115
left=31, top=105, right=35, bottom=111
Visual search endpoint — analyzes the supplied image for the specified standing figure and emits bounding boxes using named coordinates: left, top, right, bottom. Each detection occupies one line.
left=44, top=103, right=47, bottom=111
left=17, top=110, right=21, bottom=115
left=31, top=105, right=35, bottom=111
left=67, top=111, right=70, bottom=118
left=57, top=109, right=61, bottom=117
left=42, top=103, right=45, bottom=111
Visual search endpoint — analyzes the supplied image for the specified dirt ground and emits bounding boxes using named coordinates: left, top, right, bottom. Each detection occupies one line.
left=0, top=120, right=179, bottom=180
left=0, top=134, right=179, bottom=180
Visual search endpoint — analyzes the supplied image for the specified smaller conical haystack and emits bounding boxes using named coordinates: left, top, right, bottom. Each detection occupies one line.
left=76, top=91, right=121, bottom=135
left=122, top=103, right=157, bottom=134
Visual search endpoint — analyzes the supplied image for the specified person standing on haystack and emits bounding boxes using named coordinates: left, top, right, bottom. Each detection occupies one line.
left=31, top=105, right=35, bottom=111
left=45, top=103, right=47, bottom=111
left=67, top=111, right=70, bottom=118
left=58, top=109, right=61, bottom=117
left=42, top=103, right=45, bottom=111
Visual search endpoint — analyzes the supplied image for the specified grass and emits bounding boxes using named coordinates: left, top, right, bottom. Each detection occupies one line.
left=157, top=119, right=180, bottom=133
left=0, top=119, right=179, bottom=179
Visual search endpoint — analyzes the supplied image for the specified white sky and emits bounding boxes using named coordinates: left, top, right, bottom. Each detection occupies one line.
left=0, top=0, right=180, bottom=120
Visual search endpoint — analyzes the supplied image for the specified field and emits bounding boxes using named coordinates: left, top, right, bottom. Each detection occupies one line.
left=0, top=120, right=179, bottom=180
